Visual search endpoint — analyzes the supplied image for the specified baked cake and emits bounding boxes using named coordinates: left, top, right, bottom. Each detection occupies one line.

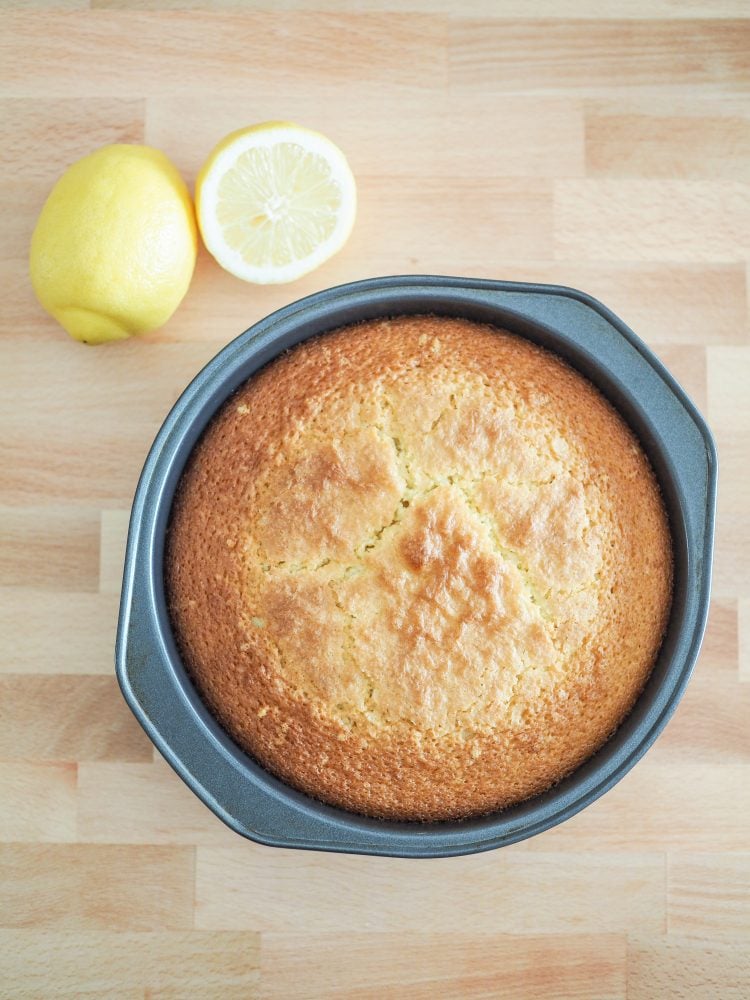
left=166, top=315, right=673, bottom=821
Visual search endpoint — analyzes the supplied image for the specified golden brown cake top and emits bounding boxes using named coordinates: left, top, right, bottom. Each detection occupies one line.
left=167, top=315, right=672, bottom=821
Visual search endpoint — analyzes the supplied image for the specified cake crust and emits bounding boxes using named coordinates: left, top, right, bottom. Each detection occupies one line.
left=166, top=315, right=673, bottom=821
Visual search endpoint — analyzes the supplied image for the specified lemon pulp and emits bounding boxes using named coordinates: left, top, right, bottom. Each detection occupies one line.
left=196, top=123, right=356, bottom=284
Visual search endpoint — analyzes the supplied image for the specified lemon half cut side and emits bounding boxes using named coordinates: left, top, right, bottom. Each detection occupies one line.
left=196, top=122, right=357, bottom=285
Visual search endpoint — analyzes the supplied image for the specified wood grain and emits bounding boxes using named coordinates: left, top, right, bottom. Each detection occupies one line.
left=0, top=13, right=447, bottom=96
left=0, top=507, right=100, bottom=590
left=147, top=92, right=586, bottom=179
left=260, top=933, right=627, bottom=1000
left=512, top=763, right=750, bottom=854
left=77, top=759, right=239, bottom=846
left=740, top=598, right=750, bottom=682
left=1, top=2, right=748, bottom=996
left=699, top=598, right=738, bottom=672
left=353, top=176, right=554, bottom=266
left=585, top=107, right=750, bottom=180
left=0, top=676, right=152, bottom=761
left=449, top=20, right=750, bottom=94
left=627, top=935, right=750, bottom=1000
left=195, top=848, right=665, bottom=934
left=0, top=763, right=77, bottom=843
left=0, top=845, right=194, bottom=931
left=554, top=180, right=750, bottom=261
left=667, top=854, right=750, bottom=939
left=0, top=98, right=145, bottom=180
left=0, top=930, right=260, bottom=1000
left=85, top=0, right=750, bottom=16
left=0, top=590, right=121, bottom=674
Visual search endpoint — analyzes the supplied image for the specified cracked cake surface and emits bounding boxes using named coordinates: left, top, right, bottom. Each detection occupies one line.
left=166, top=314, right=673, bottom=821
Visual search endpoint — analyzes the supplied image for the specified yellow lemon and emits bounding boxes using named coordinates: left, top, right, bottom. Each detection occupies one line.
left=196, top=122, right=356, bottom=284
left=30, top=144, right=197, bottom=345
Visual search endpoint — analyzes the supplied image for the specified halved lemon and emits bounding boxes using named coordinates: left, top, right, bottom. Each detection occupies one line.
left=196, top=122, right=357, bottom=285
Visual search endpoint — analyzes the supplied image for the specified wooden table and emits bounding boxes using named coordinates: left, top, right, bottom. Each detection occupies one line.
left=1, top=4, right=748, bottom=997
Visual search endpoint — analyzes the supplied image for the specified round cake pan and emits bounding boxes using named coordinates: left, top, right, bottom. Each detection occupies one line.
left=116, top=275, right=717, bottom=858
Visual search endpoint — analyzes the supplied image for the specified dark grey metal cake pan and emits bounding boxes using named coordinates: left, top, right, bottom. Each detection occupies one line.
left=115, top=275, right=717, bottom=858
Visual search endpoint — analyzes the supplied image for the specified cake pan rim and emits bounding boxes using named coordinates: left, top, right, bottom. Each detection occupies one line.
left=116, top=274, right=716, bottom=857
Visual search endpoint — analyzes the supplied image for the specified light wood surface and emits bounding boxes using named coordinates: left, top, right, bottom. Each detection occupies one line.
left=1, top=3, right=749, bottom=998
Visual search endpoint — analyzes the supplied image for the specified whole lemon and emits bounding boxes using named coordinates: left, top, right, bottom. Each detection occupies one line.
left=30, top=144, right=197, bottom=345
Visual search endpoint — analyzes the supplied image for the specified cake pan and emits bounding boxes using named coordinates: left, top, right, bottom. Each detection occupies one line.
left=116, top=275, right=717, bottom=858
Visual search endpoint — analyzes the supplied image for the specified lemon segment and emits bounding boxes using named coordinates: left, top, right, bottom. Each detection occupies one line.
left=29, top=144, right=197, bottom=345
left=196, top=123, right=357, bottom=284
